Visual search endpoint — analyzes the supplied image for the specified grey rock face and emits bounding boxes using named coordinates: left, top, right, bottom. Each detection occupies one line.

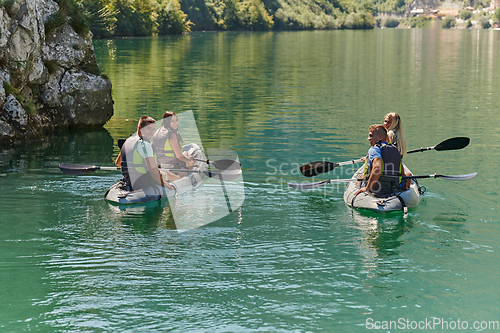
left=0, top=0, right=114, bottom=144
left=0, top=120, right=15, bottom=138
left=60, top=69, right=114, bottom=127
left=1, top=94, right=28, bottom=129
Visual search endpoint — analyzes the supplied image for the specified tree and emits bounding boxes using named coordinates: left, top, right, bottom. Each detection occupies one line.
left=157, top=0, right=192, bottom=34
left=493, top=7, right=500, bottom=23
left=114, top=0, right=157, bottom=36
left=383, top=17, right=399, bottom=28
left=441, top=15, right=456, bottom=29
left=237, top=0, right=274, bottom=30
left=459, top=9, right=472, bottom=20
left=478, top=14, right=491, bottom=28
left=76, top=0, right=117, bottom=37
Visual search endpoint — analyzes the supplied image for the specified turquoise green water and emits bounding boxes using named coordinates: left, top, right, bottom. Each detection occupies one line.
left=1, top=29, right=500, bottom=331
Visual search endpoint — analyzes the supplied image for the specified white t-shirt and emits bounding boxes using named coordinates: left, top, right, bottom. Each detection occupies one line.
left=136, top=140, right=154, bottom=159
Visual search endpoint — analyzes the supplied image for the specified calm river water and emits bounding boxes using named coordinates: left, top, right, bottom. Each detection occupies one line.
left=1, top=29, right=500, bottom=331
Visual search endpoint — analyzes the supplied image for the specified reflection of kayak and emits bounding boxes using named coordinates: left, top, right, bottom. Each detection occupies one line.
left=343, top=165, right=422, bottom=213
left=105, top=143, right=207, bottom=205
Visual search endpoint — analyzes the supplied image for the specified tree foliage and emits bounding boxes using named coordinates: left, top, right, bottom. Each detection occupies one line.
left=72, top=0, right=391, bottom=37
left=237, top=0, right=274, bottom=30
left=383, top=16, right=399, bottom=27
left=157, top=0, right=193, bottom=34
left=494, top=8, right=500, bottom=23
left=441, top=15, right=456, bottom=28
left=478, top=14, right=491, bottom=28
left=77, top=0, right=117, bottom=37
left=459, top=9, right=472, bottom=20
left=114, top=0, right=157, bottom=36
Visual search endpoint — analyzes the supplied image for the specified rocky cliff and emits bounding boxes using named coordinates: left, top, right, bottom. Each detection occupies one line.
left=0, top=0, right=113, bottom=145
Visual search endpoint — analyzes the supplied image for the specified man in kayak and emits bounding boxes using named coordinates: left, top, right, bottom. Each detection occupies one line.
left=115, top=116, right=173, bottom=191
left=354, top=124, right=404, bottom=197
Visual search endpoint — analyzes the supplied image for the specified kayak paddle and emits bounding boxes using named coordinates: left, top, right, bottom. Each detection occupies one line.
left=300, top=137, right=470, bottom=177
left=159, top=167, right=242, bottom=181
left=193, top=158, right=241, bottom=170
left=399, top=172, right=477, bottom=181
left=300, top=159, right=363, bottom=177
left=288, top=172, right=477, bottom=190
left=59, top=164, right=120, bottom=175
left=59, top=163, right=241, bottom=181
left=288, top=178, right=358, bottom=190
left=406, top=137, right=470, bottom=154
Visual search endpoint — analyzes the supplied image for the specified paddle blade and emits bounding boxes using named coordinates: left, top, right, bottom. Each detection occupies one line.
left=118, top=139, right=126, bottom=149
left=300, top=161, right=338, bottom=177
left=434, top=137, right=470, bottom=151
left=210, top=159, right=241, bottom=170
left=437, top=172, right=477, bottom=181
left=59, top=164, right=99, bottom=176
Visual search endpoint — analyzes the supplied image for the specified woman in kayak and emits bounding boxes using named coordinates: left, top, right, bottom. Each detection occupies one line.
left=153, top=111, right=194, bottom=171
left=115, top=116, right=172, bottom=190
left=384, top=112, right=407, bottom=157
left=384, top=113, right=412, bottom=188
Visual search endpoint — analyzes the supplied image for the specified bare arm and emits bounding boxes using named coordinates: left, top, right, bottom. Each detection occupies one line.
left=115, top=152, right=122, bottom=167
left=170, top=135, right=193, bottom=164
left=354, top=157, right=383, bottom=195
left=144, top=156, right=164, bottom=186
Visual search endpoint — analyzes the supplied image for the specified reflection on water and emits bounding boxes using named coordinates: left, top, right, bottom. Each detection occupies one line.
left=107, top=201, right=177, bottom=232
left=0, top=129, right=115, bottom=174
left=106, top=177, right=244, bottom=234
left=350, top=210, right=413, bottom=278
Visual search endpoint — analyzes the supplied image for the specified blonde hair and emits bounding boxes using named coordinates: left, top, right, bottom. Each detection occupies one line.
left=385, top=113, right=407, bottom=157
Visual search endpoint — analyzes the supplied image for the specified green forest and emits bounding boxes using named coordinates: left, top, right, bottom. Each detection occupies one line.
left=50, top=0, right=499, bottom=37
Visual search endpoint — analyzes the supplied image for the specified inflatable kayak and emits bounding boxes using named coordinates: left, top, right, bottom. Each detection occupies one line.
left=343, top=165, right=422, bottom=213
left=105, top=143, right=208, bottom=205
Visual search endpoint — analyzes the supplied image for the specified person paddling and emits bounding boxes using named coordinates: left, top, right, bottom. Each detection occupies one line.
left=384, top=112, right=407, bottom=157
left=153, top=111, right=194, bottom=171
left=115, top=116, right=173, bottom=191
left=354, top=124, right=405, bottom=197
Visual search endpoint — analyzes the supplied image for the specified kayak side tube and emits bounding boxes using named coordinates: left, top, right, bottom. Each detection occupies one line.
left=104, top=143, right=207, bottom=205
left=343, top=165, right=421, bottom=213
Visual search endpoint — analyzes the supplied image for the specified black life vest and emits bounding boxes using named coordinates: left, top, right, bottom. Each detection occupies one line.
left=364, top=142, right=403, bottom=196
